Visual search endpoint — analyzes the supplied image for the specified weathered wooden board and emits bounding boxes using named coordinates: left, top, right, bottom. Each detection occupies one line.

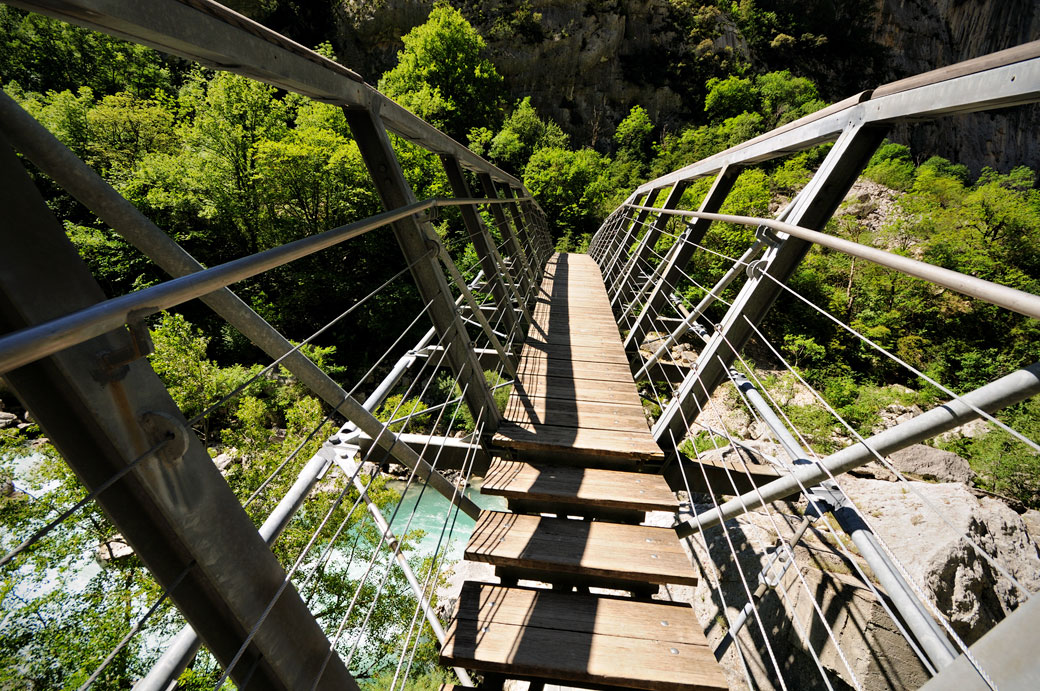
left=483, top=459, right=678, bottom=512
left=444, top=582, right=727, bottom=691
left=504, top=396, right=650, bottom=432
left=466, top=511, right=696, bottom=586
left=493, top=421, right=665, bottom=461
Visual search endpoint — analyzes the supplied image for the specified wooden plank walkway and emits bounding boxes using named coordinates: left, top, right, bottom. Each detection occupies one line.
left=441, top=254, right=728, bottom=691
left=493, top=253, right=665, bottom=465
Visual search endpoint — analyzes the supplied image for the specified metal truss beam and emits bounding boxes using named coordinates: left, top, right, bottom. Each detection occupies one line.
left=346, top=108, right=500, bottom=431
left=0, top=134, right=356, bottom=691
left=654, top=123, right=888, bottom=445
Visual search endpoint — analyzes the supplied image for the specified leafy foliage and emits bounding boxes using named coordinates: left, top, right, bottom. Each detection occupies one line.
left=379, top=3, right=504, bottom=141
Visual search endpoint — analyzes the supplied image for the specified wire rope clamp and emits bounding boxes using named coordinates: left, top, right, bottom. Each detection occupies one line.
left=139, top=410, right=190, bottom=466
left=746, top=258, right=769, bottom=280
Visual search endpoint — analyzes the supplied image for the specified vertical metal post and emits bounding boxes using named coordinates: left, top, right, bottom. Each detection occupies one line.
left=624, top=167, right=739, bottom=348
left=0, top=134, right=357, bottom=691
left=345, top=107, right=500, bottom=430
left=514, top=188, right=549, bottom=259
left=609, top=184, right=681, bottom=305
left=600, top=200, right=643, bottom=283
left=502, top=184, right=544, bottom=284
left=478, top=172, right=537, bottom=297
left=440, top=155, right=526, bottom=338
left=654, top=123, right=887, bottom=444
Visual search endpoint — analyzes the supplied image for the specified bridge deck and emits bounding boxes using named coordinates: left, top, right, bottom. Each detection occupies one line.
left=442, top=254, right=727, bottom=691
left=493, top=253, right=665, bottom=465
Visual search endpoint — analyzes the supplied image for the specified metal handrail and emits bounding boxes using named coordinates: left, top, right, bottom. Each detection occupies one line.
left=626, top=203, right=1040, bottom=320
left=6, top=0, right=526, bottom=188
left=0, top=195, right=526, bottom=374
left=634, top=40, right=1040, bottom=194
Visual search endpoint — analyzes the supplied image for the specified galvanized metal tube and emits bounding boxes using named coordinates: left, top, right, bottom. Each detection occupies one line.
left=332, top=451, right=474, bottom=686
left=678, top=362, right=1040, bottom=535
left=628, top=204, right=1040, bottom=321
left=729, top=368, right=805, bottom=462
left=0, top=198, right=503, bottom=374
left=837, top=507, right=958, bottom=668
left=724, top=371, right=959, bottom=670
left=633, top=242, right=764, bottom=381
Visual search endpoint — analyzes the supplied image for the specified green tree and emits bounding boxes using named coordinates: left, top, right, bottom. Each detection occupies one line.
left=0, top=7, right=175, bottom=97
left=614, top=105, right=654, bottom=163
left=523, top=147, right=611, bottom=249
left=379, top=3, right=504, bottom=141
left=487, top=97, right=569, bottom=173
left=704, top=75, right=757, bottom=122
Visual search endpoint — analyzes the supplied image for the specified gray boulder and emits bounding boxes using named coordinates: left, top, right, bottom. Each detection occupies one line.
left=888, top=444, right=975, bottom=483
left=841, top=477, right=1040, bottom=645
left=852, top=444, right=975, bottom=484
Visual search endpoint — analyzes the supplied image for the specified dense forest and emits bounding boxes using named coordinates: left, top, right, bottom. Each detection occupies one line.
left=1, top=2, right=1039, bottom=689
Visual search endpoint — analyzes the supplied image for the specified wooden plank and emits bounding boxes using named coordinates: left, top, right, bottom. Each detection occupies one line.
left=510, top=377, right=644, bottom=407
left=483, top=460, right=678, bottom=512
left=465, top=511, right=696, bottom=586
left=504, top=396, right=650, bottom=433
left=532, top=316, right=618, bottom=330
left=519, top=347, right=631, bottom=367
left=452, top=583, right=707, bottom=645
left=524, top=329, right=626, bottom=347
left=442, top=617, right=726, bottom=691
left=522, top=343, right=631, bottom=364
left=494, top=421, right=664, bottom=460
left=517, top=357, right=636, bottom=383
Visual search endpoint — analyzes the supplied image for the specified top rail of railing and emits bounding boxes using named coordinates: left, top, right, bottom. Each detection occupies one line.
left=7, top=0, right=525, bottom=188
left=634, top=40, right=1040, bottom=193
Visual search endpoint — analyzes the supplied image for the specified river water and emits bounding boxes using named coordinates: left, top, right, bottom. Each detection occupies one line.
left=384, top=478, right=505, bottom=563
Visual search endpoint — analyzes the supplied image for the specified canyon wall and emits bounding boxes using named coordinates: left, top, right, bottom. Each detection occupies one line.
left=330, top=0, right=1037, bottom=172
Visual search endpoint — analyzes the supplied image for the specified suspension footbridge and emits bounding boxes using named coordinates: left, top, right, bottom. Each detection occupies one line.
left=1, top=2, right=1039, bottom=690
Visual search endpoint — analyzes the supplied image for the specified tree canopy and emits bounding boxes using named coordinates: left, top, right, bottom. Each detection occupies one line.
left=379, top=3, right=504, bottom=142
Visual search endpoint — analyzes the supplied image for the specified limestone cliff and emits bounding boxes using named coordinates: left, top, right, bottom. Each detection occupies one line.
left=329, top=0, right=1036, bottom=171
left=868, top=0, right=1040, bottom=173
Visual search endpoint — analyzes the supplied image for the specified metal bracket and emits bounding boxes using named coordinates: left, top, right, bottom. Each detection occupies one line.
left=755, top=224, right=784, bottom=246
left=138, top=410, right=190, bottom=466
left=96, top=314, right=155, bottom=382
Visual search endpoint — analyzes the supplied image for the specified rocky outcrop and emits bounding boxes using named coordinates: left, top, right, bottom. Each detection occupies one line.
left=669, top=473, right=1040, bottom=688
left=333, top=0, right=741, bottom=145
left=854, top=444, right=976, bottom=484
left=841, top=477, right=1040, bottom=645
left=868, top=0, right=1040, bottom=173
left=330, top=1, right=1038, bottom=169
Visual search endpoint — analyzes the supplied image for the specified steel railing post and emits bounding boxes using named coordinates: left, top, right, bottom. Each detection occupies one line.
left=610, top=184, right=683, bottom=307
left=440, top=154, right=527, bottom=338
left=654, top=123, right=887, bottom=445
left=478, top=172, right=537, bottom=297
left=624, top=167, right=739, bottom=348
left=346, top=108, right=500, bottom=431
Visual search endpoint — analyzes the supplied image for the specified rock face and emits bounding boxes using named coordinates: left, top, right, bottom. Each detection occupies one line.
left=329, top=0, right=1037, bottom=171
left=335, top=0, right=702, bottom=143
left=886, top=445, right=975, bottom=483
left=867, top=0, right=1040, bottom=173
left=841, top=477, right=1040, bottom=645
left=854, top=444, right=976, bottom=484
